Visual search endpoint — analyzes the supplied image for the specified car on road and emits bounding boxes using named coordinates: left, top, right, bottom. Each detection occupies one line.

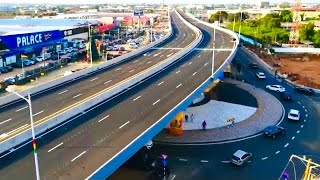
left=249, top=63, right=258, bottom=69
left=264, top=125, right=285, bottom=138
left=256, top=72, right=266, bottom=79
left=4, top=77, right=15, bottom=85
left=0, top=67, right=9, bottom=73
left=280, top=92, right=293, bottom=101
left=288, top=109, right=300, bottom=121
left=294, top=86, right=315, bottom=95
left=266, top=85, right=285, bottom=92
left=231, top=150, right=252, bottom=166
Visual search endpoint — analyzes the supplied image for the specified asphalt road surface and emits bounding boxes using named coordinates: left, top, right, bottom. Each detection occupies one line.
left=141, top=47, right=320, bottom=180
left=0, top=11, right=235, bottom=179
left=0, top=11, right=197, bottom=141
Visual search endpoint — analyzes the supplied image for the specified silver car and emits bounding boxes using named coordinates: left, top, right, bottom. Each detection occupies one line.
left=231, top=150, right=252, bottom=166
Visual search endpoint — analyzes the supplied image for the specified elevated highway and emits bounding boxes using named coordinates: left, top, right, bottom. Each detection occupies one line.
left=0, top=10, right=238, bottom=180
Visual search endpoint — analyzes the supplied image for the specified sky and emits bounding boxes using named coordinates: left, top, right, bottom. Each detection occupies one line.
left=0, top=0, right=319, bottom=5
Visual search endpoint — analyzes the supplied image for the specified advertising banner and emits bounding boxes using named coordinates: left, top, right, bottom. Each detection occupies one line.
left=0, top=30, right=63, bottom=49
left=133, top=9, right=144, bottom=16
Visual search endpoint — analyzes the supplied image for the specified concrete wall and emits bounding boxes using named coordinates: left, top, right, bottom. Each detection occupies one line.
left=0, top=10, right=201, bottom=155
left=86, top=10, right=238, bottom=180
left=273, top=47, right=320, bottom=54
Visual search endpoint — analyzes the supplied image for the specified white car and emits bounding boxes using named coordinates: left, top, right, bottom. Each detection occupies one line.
left=231, top=150, right=252, bottom=166
left=256, top=72, right=266, bottom=79
left=266, top=85, right=285, bottom=92
left=288, top=109, right=300, bottom=121
left=36, top=56, right=44, bottom=62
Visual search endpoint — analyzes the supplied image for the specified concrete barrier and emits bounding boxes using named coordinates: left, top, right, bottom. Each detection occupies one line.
left=0, top=10, right=202, bottom=154
left=87, top=10, right=237, bottom=180
left=0, top=17, right=174, bottom=107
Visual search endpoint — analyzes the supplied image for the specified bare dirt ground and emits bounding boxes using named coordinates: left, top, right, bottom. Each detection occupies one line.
left=247, top=47, right=320, bottom=89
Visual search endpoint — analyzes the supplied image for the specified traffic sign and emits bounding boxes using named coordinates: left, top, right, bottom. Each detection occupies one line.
left=162, top=154, right=168, bottom=159
left=133, top=9, right=144, bottom=16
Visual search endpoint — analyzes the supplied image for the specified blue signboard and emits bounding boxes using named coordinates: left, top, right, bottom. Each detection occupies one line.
left=133, top=9, right=144, bottom=16
left=0, top=30, right=63, bottom=49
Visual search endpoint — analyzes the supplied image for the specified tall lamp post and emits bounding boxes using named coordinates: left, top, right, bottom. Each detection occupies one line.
left=5, top=88, right=40, bottom=180
left=88, top=24, right=93, bottom=67
left=212, top=27, right=216, bottom=77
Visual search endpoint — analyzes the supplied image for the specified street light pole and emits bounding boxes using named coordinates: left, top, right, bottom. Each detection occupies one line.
left=150, top=25, right=153, bottom=43
left=238, top=11, right=243, bottom=38
left=212, top=27, right=216, bottom=77
left=88, top=24, right=93, bottom=67
left=5, top=89, right=40, bottom=180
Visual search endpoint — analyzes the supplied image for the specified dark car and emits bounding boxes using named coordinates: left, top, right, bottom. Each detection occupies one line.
left=280, top=92, right=293, bottom=101
left=249, top=63, right=258, bottom=69
left=5, top=66, right=13, bottom=72
left=4, top=77, right=15, bottom=85
left=294, top=86, right=315, bottom=95
left=0, top=67, right=9, bottom=73
left=264, top=125, right=285, bottom=138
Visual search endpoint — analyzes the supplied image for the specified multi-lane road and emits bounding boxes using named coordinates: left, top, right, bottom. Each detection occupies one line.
left=0, top=11, right=195, bottom=140
left=0, top=11, right=235, bottom=179
left=148, top=47, right=320, bottom=180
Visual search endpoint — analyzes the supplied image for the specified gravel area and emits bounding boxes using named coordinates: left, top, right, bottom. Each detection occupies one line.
left=154, top=79, right=284, bottom=144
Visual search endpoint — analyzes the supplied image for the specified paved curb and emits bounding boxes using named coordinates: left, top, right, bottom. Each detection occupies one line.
left=153, top=80, right=285, bottom=145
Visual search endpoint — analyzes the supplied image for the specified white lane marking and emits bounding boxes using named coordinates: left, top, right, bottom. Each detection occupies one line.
left=197, top=55, right=201, bottom=58
left=189, top=62, right=192, bottom=65
left=158, top=81, right=164, bottom=86
left=104, top=80, right=112, bottom=84
left=119, top=121, right=130, bottom=129
left=98, top=115, right=110, bottom=123
left=297, top=101, right=301, bottom=104
left=192, top=72, right=197, bottom=76
left=170, top=174, right=176, bottom=180
left=133, top=60, right=139, bottom=63
left=0, top=118, right=13, bottom=125
left=160, top=55, right=164, bottom=57
left=147, top=61, right=152, bottom=64
left=129, top=69, right=135, bottom=73
left=153, top=99, right=160, bottom=105
left=284, top=143, right=289, bottom=147
left=262, top=157, right=268, bottom=160
left=71, top=151, right=86, bottom=162
left=73, top=94, right=82, bottom=99
left=58, top=90, right=68, bottom=95
left=301, top=125, right=304, bottom=128
left=306, top=114, right=308, bottom=117
left=201, top=160, right=209, bottom=163
left=48, top=142, right=64, bottom=153
left=154, top=53, right=160, bottom=57
left=175, top=70, right=180, bottom=74
left=167, top=53, right=174, bottom=57
left=302, top=106, right=305, bottom=109
left=16, top=106, right=28, bottom=112
left=297, top=130, right=300, bottom=134
left=33, top=110, right=44, bottom=117
left=116, top=68, right=122, bottom=71
left=179, top=158, right=188, bottom=161
left=305, top=109, right=307, bottom=112
left=292, top=136, right=295, bottom=140
left=221, top=160, right=230, bottom=163
left=133, top=95, right=142, bottom=101
left=90, top=77, right=98, bottom=82
left=204, top=62, right=208, bottom=66
left=176, top=84, right=182, bottom=88
left=304, top=119, right=306, bottom=122
left=275, top=151, right=280, bottom=154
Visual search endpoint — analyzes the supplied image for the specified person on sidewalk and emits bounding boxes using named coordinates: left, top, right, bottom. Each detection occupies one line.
left=202, top=120, right=207, bottom=131
left=185, top=114, right=189, bottom=122
left=231, top=120, right=235, bottom=127
left=190, top=114, right=194, bottom=123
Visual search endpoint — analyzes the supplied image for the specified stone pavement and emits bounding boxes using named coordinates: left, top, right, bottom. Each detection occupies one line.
left=183, top=100, right=257, bottom=130
left=154, top=79, right=284, bottom=144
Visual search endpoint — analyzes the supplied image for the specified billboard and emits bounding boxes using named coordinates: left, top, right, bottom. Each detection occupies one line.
left=0, top=30, right=63, bottom=49
left=133, top=9, right=144, bottom=16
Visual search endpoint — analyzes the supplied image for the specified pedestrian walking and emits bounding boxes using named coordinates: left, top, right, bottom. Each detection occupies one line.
left=231, top=120, right=235, bottom=127
left=202, top=120, right=207, bottom=131
left=185, top=114, right=188, bottom=122
left=190, top=114, right=194, bottom=123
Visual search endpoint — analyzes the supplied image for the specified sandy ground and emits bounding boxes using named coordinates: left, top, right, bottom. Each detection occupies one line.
left=247, top=47, right=320, bottom=88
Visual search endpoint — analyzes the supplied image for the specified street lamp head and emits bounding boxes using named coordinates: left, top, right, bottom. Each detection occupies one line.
left=5, top=87, right=15, bottom=93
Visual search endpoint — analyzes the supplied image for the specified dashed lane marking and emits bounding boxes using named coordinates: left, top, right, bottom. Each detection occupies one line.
left=176, top=84, right=182, bottom=88
left=275, top=151, right=280, bottom=154
left=158, top=81, right=164, bottom=86
left=48, top=142, right=63, bottom=153
left=175, top=70, right=180, bottom=74
left=201, top=160, right=209, bottom=163
left=116, top=68, right=122, bottom=71
left=71, top=151, right=86, bottom=162
left=104, top=80, right=112, bottom=84
left=302, top=106, right=305, bottom=109
left=73, top=94, right=82, bottom=99
left=98, top=115, right=110, bottom=123
left=133, top=95, right=142, bottom=101
left=153, top=99, right=160, bottom=106
left=192, top=72, right=197, bottom=76
left=129, top=69, right=135, bottom=73
left=179, top=158, right=188, bottom=161
left=297, top=101, right=301, bottom=104
left=306, top=114, right=308, bottom=117
left=147, top=61, right=152, bottom=64
left=262, top=157, right=268, bottom=160
left=204, top=62, right=208, bottom=66
left=16, top=106, right=28, bottom=112
left=305, top=109, right=307, bottom=112
left=0, top=118, right=13, bottom=125
left=119, top=121, right=130, bottom=129
left=304, top=119, right=306, bottom=122
left=189, top=62, right=192, bottom=65
left=284, top=143, right=289, bottom=148
left=58, top=90, right=68, bottom=95
left=292, top=136, right=295, bottom=140
left=221, top=160, right=230, bottom=163
left=33, top=110, right=44, bottom=117
left=297, top=130, right=300, bottom=134
left=90, top=77, right=98, bottom=82
left=301, top=125, right=304, bottom=128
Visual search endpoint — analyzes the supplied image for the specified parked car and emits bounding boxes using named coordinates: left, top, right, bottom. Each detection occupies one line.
left=25, top=59, right=35, bottom=65
left=106, top=46, right=113, bottom=51
left=112, top=46, right=120, bottom=51
left=266, top=85, right=285, bottom=92
left=119, top=47, right=125, bottom=51
left=231, top=150, right=252, bottom=166
left=294, top=86, right=315, bottom=95
left=35, top=56, right=44, bottom=62
left=256, top=72, right=266, bottom=79
left=4, top=77, right=15, bottom=85
left=249, top=63, right=258, bottom=69
left=0, top=67, right=9, bottom=73
left=280, top=92, right=293, bottom=101
left=57, top=50, right=67, bottom=55
left=288, top=109, right=300, bottom=121
left=264, top=125, right=285, bottom=138
left=4, top=66, right=13, bottom=72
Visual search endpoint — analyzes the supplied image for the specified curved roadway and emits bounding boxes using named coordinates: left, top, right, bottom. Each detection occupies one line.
left=150, top=47, right=320, bottom=180
left=0, top=11, right=195, bottom=141
left=0, top=11, right=235, bottom=179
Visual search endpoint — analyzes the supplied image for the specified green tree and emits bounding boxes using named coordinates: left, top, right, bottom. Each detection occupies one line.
left=90, top=38, right=100, bottom=61
left=300, top=23, right=315, bottom=41
left=209, top=11, right=228, bottom=23
left=280, top=10, right=293, bottom=22
left=312, top=30, right=320, bottom=47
